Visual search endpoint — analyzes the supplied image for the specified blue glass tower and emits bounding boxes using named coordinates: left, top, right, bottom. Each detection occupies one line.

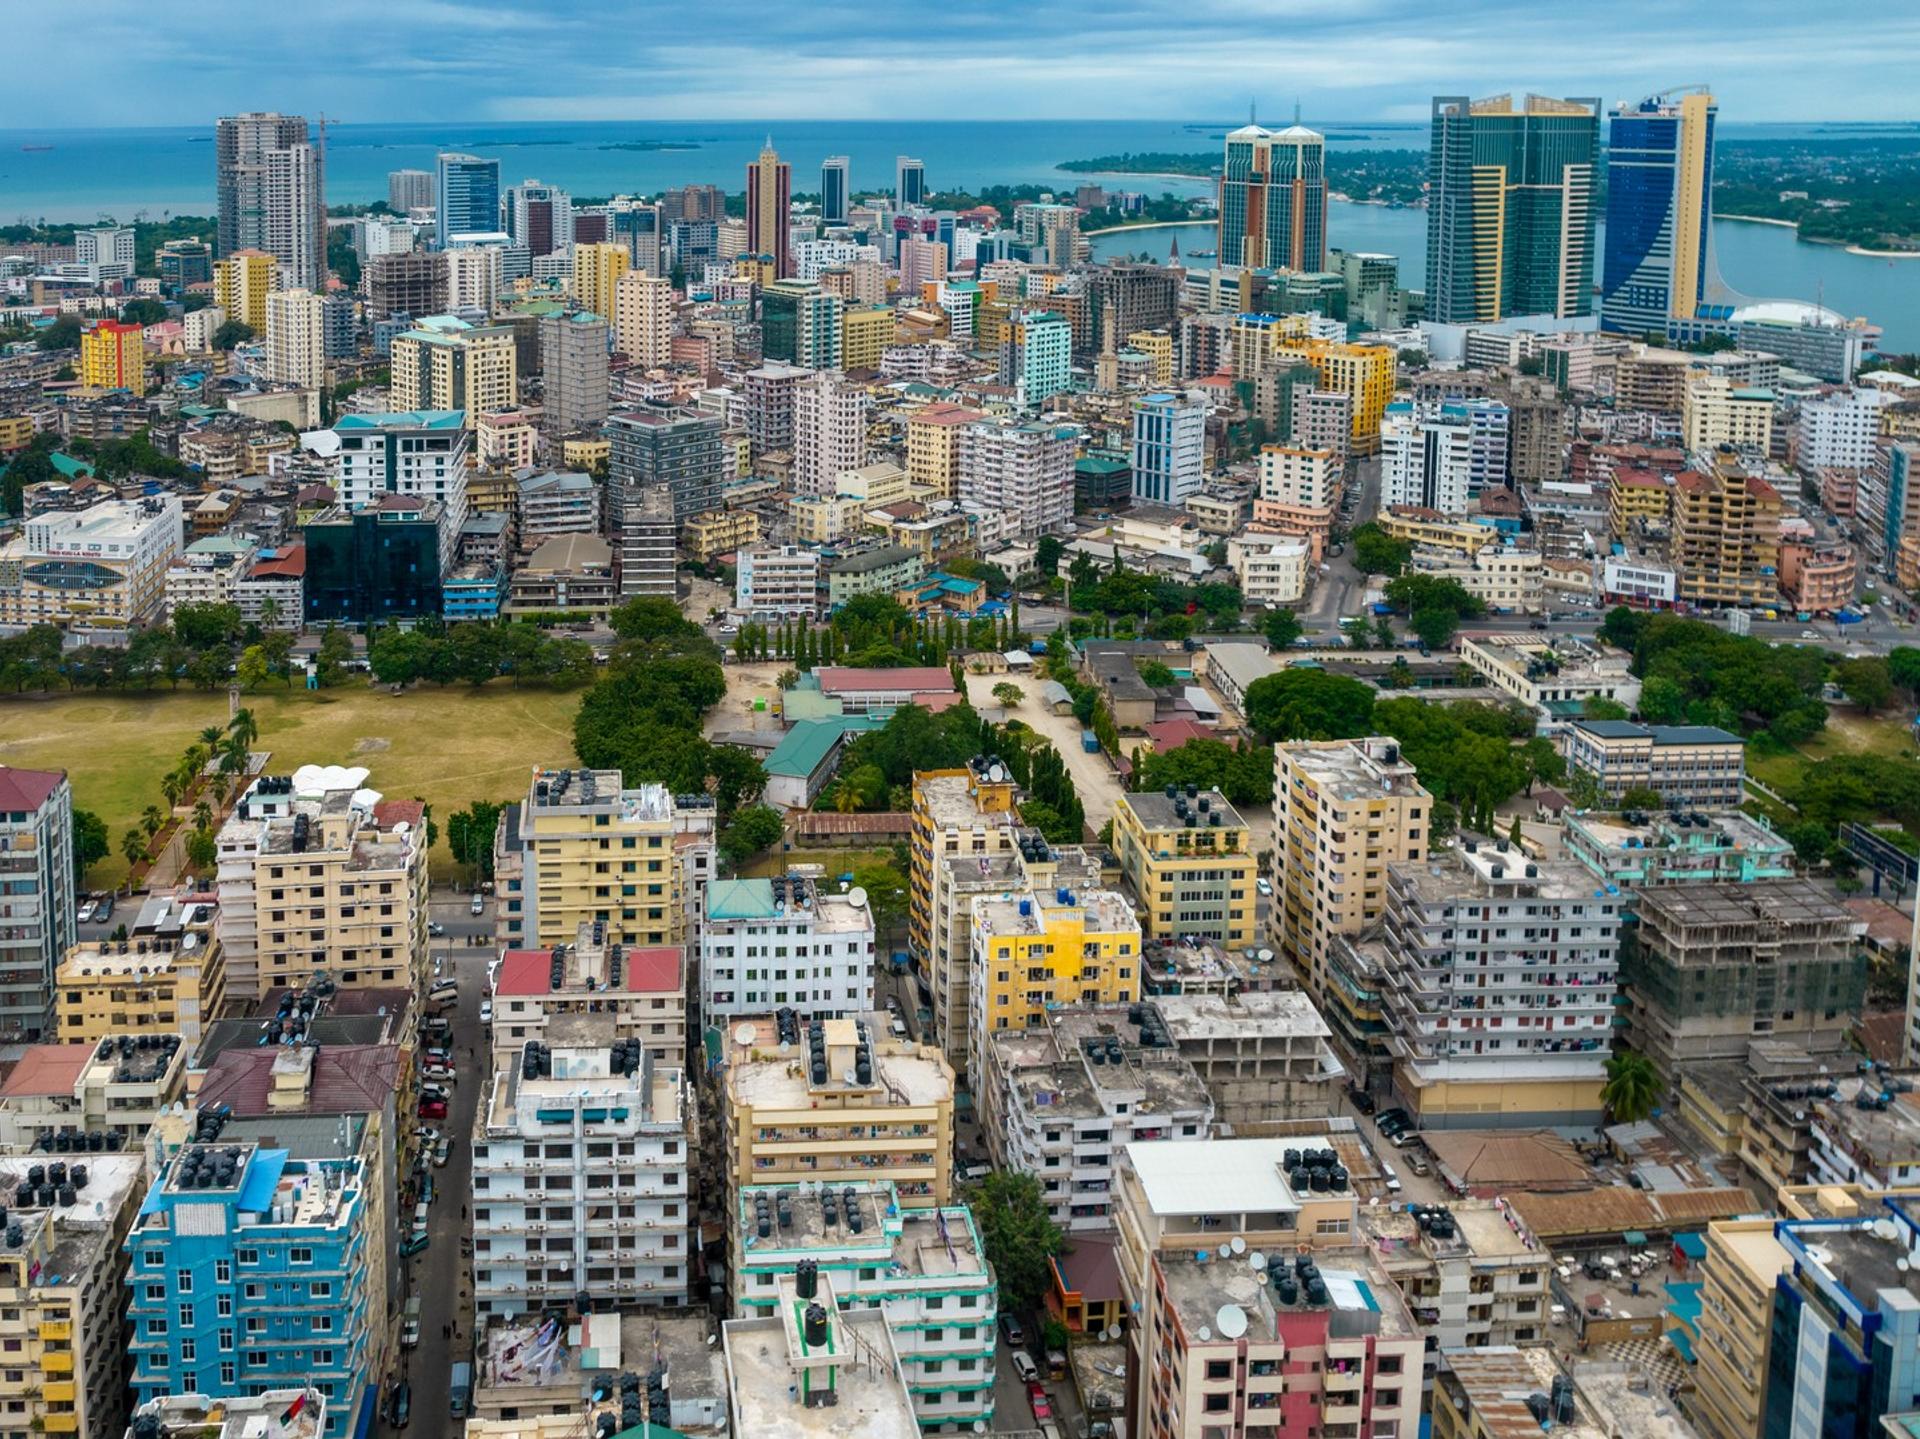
left=435, top=152, right=501, bottom=250
left=1601, top=90, right=1718, bottom=336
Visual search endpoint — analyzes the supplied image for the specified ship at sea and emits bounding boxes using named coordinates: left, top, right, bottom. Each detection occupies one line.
left=20, top=145, right=53, bottom=153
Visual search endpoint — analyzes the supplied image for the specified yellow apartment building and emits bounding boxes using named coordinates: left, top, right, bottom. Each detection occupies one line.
left=1378, top=506, right=1501, bottom=554
left=1127, top=330, right=1174, bottom=384
left=841, top=306, right=894, bottom=371
left=513, top=767, right=684, bottom=950
left=56, top=932, right=226, bottom=1046
left=1674, top=449, right=1783, bottom=608
left=1275, top=338, right=1396, bottom=455
left=1685, top=1217, right=1792, bottom=1439
left=1683, top=374, right=1776, bottom=454
left=79, top=321, right=146, bottom=396
left=1110, top=788, right=1257, bottom=948
left=213, top=249, right=277, bottom=333
left=725, top=1021, right=955, bottom=1207
left=389, top=317, right=517, bottom=424
left=562, top=434, right=611, bottom=471
left=1274, top=736, right=1431, bottom=997
left=905, top=403, right=984, bottom=500
left=967, top=885, right=1141, bottom=1081
left=570, top=240, right=629, bottom=319
left=682, top=508, right=761, bottom=564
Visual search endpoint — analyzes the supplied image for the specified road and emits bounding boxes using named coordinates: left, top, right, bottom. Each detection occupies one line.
left=1304, top=454, right=1381, bottom=631
left=377, top=889, right=493, bottom=1435
left=962, top=670, right=1127, bottom=831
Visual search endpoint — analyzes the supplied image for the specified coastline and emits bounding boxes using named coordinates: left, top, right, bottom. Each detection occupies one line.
left=1720, top=211, right=1919, bottom=258
left=1087, top=218, right=1211, bottom=235
left=1847, top=244, right=1920, bottom=259
left=1718, top=213, right=1798, bottom=228
left=1064, top=168, right=1212, bottom=184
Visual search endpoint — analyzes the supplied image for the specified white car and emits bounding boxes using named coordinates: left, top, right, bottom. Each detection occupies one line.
left=478, top=1000, right=494, bottom=1025
left=76, top=901, right=95, bottom=924
left=1010, top=1352, right=1041, bottom=1385
left=470, top=894, right=485, bottom=916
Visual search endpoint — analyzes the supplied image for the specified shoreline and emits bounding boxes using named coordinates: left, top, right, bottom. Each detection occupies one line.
left=1719, top=213, right=1798, bottom=228
left=1062, top=168, right=1213, bottom=184
left=1847, top=244, right=1920, bottom=259
left=1087, top=218, right=1211, bottom=235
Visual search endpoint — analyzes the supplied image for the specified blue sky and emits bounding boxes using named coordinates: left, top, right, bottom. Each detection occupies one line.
left=7, top=0, right=1916, bottom=125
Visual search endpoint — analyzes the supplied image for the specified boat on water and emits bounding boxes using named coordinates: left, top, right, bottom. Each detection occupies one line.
left=19, top=145, right=53, bottom=153
left=1187, top=248, right=1217, bottom=259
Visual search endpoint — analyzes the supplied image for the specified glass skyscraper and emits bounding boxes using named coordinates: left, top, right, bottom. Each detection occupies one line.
left=1219, top=123, right=1327, bottom=274
left=1601, top=89, right=1719, bottom=337
left=1426, top=94, right=1600, bottom=324
left=435, top=151, right=501, bottom=250
left=821, top=156, right=850, bottom=226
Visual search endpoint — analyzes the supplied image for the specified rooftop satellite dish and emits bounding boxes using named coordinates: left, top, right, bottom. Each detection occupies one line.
left=1230, top=1237, right=1247, bottom=1256
left=181, top=934, right=197, bottom=952
left=1249, top=1252, right=1267, bottom=1272
left=848, top=887, right=869, bottom=909
left=1217, top=1242, right=1232, bottom=1259
left=1197, top=1326, right=1212, bottom=1342
left=733, top=1024, right=756, bottom=1047
left=1216, top=1304, right=1248, bottom=1340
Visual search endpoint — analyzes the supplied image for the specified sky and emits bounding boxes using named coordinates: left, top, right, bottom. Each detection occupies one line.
left=4, top=0, right=1917, bottom=126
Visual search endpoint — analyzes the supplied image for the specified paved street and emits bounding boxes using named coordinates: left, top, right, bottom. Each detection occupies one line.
left=964, top=669, right=1126, bottom=830
left=376, top=890, right=493, bottom=1436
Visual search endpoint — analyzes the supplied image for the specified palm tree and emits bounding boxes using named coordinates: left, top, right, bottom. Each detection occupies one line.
left=118, top=829, right=145, bottom=890
left=211, top=775, right=231, bottom=806
left=258, top=597, right=280, bottom=629
left=197, top=725, right=225, bottom=751
left=229, top=707, right=258, bottom=747
left=141, top=805, right=163, bottom=838
left=831, top=782, right=859, bottom=815
left=192, top=800, right=213, bottom=833
left=160, top=772, right=186, bottom=810
left=1601, top=1051, right=1663, bottom=1125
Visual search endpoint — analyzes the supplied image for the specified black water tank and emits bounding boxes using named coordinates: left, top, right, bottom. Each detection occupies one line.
left=803, top=1302, right=830, bottom=1346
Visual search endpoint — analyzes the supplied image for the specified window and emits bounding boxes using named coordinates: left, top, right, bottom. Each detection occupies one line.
left=215, top=1260, right=231, bottom=1284
left=289, top=1247, right=313, bottom=1265
left=176, top=1268, right=193, bottom=1294
left=180, top=1339, right=196, bottom=1363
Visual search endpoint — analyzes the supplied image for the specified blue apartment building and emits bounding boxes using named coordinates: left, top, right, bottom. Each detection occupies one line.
left=126, top=1142, right=377, bottom=1439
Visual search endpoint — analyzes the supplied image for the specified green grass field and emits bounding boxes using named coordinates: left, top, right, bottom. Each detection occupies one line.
left=0, top=684, right=584, bottom=886
left=1748, top=708, right=1920, bottom=796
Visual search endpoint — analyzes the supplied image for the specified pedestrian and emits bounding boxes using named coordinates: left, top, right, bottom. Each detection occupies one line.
left=462, top=1204, right=468, bottom=1220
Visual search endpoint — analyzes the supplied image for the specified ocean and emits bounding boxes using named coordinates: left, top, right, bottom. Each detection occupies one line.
left=3, top=117, right=1915, bottom=348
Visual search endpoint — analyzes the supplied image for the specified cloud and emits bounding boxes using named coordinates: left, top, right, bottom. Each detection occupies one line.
left=3, top=0, right=1915, bottom=122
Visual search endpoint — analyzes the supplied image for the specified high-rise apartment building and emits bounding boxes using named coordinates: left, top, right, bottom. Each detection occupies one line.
left=745, top=140, right=792, bottom=278
left=569, top=239, right=628, bottom=318
left=1602, top=89, right=1718, bottom=336
left=613, top=269, right=673, bottom=369
left=735, top=545, right=820, bottom=619
left=444, top=243, right=501, bottom=312
left=503, top=177, right=572, bottom=258
left=387, top=167, right=433, bottom=212
left=1672, top=449, right=1783, bottom=608
left=213, top=249, right=277, bottom=333
left=700, top=874, right=876, bottom=1020
left=127, top=1143, right=378, bottom=1439
left=1862, top=440, right=1920, bottom=582
left=1380, top=397, right=1511, bottom=514
left=1111, top=787, right=1259, bottom=948
left=320, top=292, right=356, bottom=358
left=1130, top=392, right=1206, bottom=505
left=905, top=402, right=984, bottom=501
left=603, top=196, right=664, bottom=274
left=761, top=279, right=842, bottom=369
left=820, top=155, right=850, bottom=225
left=79, top=320, right=145, bottom=395
left=895, top=155, right=926, bottom=209
left=743, top=362, right=807, bottom=459
left=1273, top=737, right=1431, bottom=1026
left=1272, top=338, right=1395, bottom=456
left=435, top=152, right=501, bottom=249
left=537, top=310, right=610, bottom=437
left=0, top=768, right=74, bottom=1041
left=957, top=417, right=1076, bottom=538
left=1682, top=374, right=1776, bottom=454
left=473, top=1031, right=691, bottom=1316
left=609, top=402, right=726, bottom=530
left=215, top=112, right=324, bottom=290
left=264, top=288, right=324, bottom=388
left=1427, top=93, right=1600, bottom=323
left=792, top=374, right=869, bottom=497
left=56, top=892, right=226, bottom=1046
left=388, top=315, right=517, bottom=428
left=1219, top=122, right=1327, bottom=273
left=364, top=250, right=448, bottom=319
left=1000, top=308, right=1072, bottom=409
left=898, top=234, right=947, bottom=293
left=1683, top=1218, right=1792, bottom=1439
left=212, top=766, right=431, bottom=1003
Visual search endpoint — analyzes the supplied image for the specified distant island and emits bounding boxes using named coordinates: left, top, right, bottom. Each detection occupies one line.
left=598, top=140, right=708, bottom=152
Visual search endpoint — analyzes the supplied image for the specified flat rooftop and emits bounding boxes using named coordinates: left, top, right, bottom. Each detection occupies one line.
left=1782, top=1214, right=1920, bottom=1311
left=1634, top=878, right=1861, bottom=931
left=724, top=1307, right=918, bottom=1439
left=128, top=1391, right=326, bottom=1439
left=728, top=1038, right=952, bottom=1110
left=1281, top=736, right=1428, bottom=802
left=915, top=770, right=1022, bottom=832
left=1124, top=788, right=1250, bottom=833
left=973, top=887, right=1139, bottom=940
left=1159, top=1247, right=1415, bottom=1342
left=739, top=1185, right=989, bottom=1282
left=1126, top=1137, right=1319, bottom=1218
left=1149, top=990, right=1334, bottom=1042
left=1569, top=809, right=1789, bottom=855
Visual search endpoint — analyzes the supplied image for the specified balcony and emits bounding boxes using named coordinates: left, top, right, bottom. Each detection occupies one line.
left=40, top=1350, right=73, bottom=1374
left=38, top=1320, right=71, bottom=1342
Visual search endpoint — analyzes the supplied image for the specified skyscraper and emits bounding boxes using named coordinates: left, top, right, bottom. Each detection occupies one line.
left=896, top=155, right=927, bottom=209
left=388, top=168, right=434, bottom=212
left=435, top=152, right=501, bottom=249
left=1130, top=392, right=1206, bottom=505
left=539, top=310, right=611, bottom=437
left=215, top=112, right=324, bottom=290
left=1218, top=123, right=1327, bottom=273
left=504, top=177, right=572, bottom=257
left=746, top=139, right=793, bottom=278
left=1426, top=93, right=1600, bottom=324
left=1601, top=89, right=1719, bottom=337
left=821, top=156, right=851, bottom=226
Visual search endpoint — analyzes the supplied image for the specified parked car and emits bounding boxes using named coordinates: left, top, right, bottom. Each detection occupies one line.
left=389, top=1381, right=412, bottom=1428
left=1011, top=1352, right=1041, bottom=1384
left=1375, top=1108, right=1409, bottom=1134
left=415, top=1126, right=443, bottom=1146
left=1347, top=1086, right=1375, bottom=1116
left=1408, top=1156, right=1431, bottom=1177
left=76, top=900, right=96, bottom=924
left=418, top=1098, right=448, bottom=1120
left=1380, top=1160, right=1402, bottom=1194
left=470, top=894, right=485, bottom=916
left=423, top=1063, right=455, bottom=1083
left=433, top=1136, right=451, bottom=1168
left=427, top=921, right=445, bottom=937
left=478, top=1000, right=493, bottom=1025
left=401, top=1296, right=423, bottom=1348
left=400, top=1230, right=430, bottom=1258
left=94, top=895, right=113, bottom=923
left=1028, top=1382, right=1052, bottom=1421
left=999, top=1313, right=1027, bottom=1347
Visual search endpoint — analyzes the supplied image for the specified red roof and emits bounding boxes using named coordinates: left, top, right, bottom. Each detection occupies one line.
left=1052, top=1234, right=1122, bottom=1302
left=251, top=542, right=306, bottom=578
left=0, top=1043, right=93, bottom=1099
left=373, top=799, right=426, bottom=830
left=496, top=945, right=682, bottom=996
left=0, top=766, right=65, bottom=811
left=197, top=1044, right=401, bottom=1116
left=1146, top=718, right=1212, bottom=751
left=1613, top=467, right=1667, bottom=489
left=912, top=403, right=986, bottom=427
left=816, top=666, right=956, bottom=695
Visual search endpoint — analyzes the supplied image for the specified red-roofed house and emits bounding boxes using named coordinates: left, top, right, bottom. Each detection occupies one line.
left=237, top=543, right=306, bottom=631
left=0, top=1037, right=188, bottom=1149
left=490, top=923, right=685, bottom=1065
left=1144, top=718, right=1213, bottom=753
left=1049, top=1234, right=1124, bottom=1334
left=814, top=666, right=958, bottom=714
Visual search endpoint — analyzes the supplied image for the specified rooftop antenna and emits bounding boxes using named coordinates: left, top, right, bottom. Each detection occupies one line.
left=1294, top=99, right=1303, bottom=126
left=1249, top=98, right=1257, bottom=127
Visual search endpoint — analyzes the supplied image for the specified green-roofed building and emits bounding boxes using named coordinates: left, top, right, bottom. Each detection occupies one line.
left=764, top=715, right=883, bottom=809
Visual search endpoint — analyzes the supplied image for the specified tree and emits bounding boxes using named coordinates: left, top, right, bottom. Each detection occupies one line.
left=1601, top=1050, right=1662, bottom=1124
left=36, top=316, right=82, bottom=352
left=119, top=298, right=168, bottom=327
left=1035, top=535, right=1065, bottom=576
left=141, top=805, right=164, bottom=838
left=71, top=810, right=108, bottom=885
left=718, top=805, right=785, bottom=867
left=1889, top=646, right=1920, bottom=701
left=316, top=625, right=354, bottom=686
left=1349, top=522, right=1411, bottom=576
left=210, top=320, right=255, bottom=350
left=991, top=682, right=1025, bottom=708
left=235, top=645, right=271, bottom=691
left=1618, top=786, right=1666, bottom=812
left=1583, top=697, right=1630, bottom=721
left=446, top=801, right=505, bottom=881
left=850, top=861, right=909, bottom=940
left=1262, top=608, right=1302, bottom=649
left=183, top=827, right=218, bottom=878
left=1507, top=816, right=1525, bottom=848
left=1138, top=660, right=1175, bottom=687
left=173, top=603, right=242, bottom=651
left=118, top=828, right=146, bottom=886
left=965, top=1171, right=1063, bottom=1314
left=1836, top=656, right=1894, bottom=713
left=1637, top=675, right=1688, bottom=724
left=1410, top=607, right=1460, bottom=649
left=1519, top=737, right=1565, bottom=795
left=1243, top=669, right=1376, bottom=743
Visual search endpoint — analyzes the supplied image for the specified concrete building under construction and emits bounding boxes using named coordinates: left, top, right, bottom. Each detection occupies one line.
left=1620, top=880, right=1867, bottom=1078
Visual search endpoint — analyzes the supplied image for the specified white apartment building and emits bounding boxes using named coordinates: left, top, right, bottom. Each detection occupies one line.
left=333, top=409, right=470, bottom=575
left=182, top=305, right=227, bottom=353
left=1459, top=634, right=1641, bottom=714
left=0, top=496, right=183, bottom=634
left=957, top=419, right=1075, bottom=539
left=613, top=269, right=674, bottom=370
left=700, top=874, right=876, bottom=1021
left=1795, top=388, right=1893, bottom=473
left=446, top=243, right=503, bottom=312
left=264, top=288, right=324, bottom=388
left=731, top=1180, right=998, bottom=1433
left=472, top=1035, right=693, bottom=1316
left=0, top=767, right=74, bottom=1040
left=795, top=238, right=882, bottom=281
left=793, top=375, right=870, bottom=498
left=163, top=535, right=258, bottom=618
left=515, top=469, right=602, bottom=545
left=1258, top=443, right=1341, bottom=508
left=1230, top=534, right=1310, bottom=606
left=1371, top=846, right=1620, bottom=1130
left=1382, top=400, right=1475, bottom=514
left=979, top=1006, right=1213, bottom=1233
left=1408, top=543, right=1545, bottom=613
left=735, top=545, right=820, bottom=619
left=490, top=920, right=686, bottom=1068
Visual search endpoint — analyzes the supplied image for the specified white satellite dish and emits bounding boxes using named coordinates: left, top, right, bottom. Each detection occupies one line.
left=848, top=887, right=869, bottom=909
left=733, top=1024, right=756, bottom=1047
left=1217, top=1242, right=1231, bottom=1259
left=1197, top=1326, right=1212, bottom=1342
left=1249, top=1252, right=1267, bottom=1272
left=1216, top=1304, right=1248, bottom=1340
left=1230, top=1237, right=1246, bottom=1256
